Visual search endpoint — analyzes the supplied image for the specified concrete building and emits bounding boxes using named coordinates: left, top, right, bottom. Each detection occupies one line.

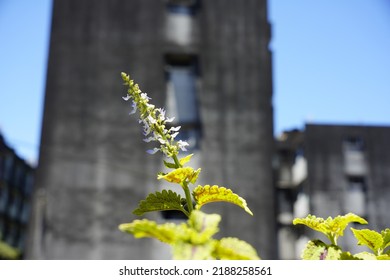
left=275, top=123, right=390, bottom=258
left=28, top=0, right=276, bottom=259
left=0, top=134, right=35, bottom=259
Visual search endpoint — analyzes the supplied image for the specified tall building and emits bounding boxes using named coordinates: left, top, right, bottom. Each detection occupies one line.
left=28, top=0, right=276, bottom=259
left=0, top=134, right=35, bottom=259
left=275, top=123, right=390, bottom=258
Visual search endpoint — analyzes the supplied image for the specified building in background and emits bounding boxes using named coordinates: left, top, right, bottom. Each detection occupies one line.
left=0, top=134, right=35, bottom=259
left=275, top=123, right=390, bottom=259
left=27, top=0, right=276, bottom=259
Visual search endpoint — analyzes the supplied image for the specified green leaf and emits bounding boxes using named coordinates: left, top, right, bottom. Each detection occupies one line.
left=132, top=190, right=187, bottom=216
left=377, top=254, right=390, bottom=260
left=351, top=228, right=383, bottom=254
left=193, top=185, right=253, bottom=215
left=339, top=251, right=362, bottom=260
left=172, top=241, right=216, bottom=260
left=214, top=237, right=260, bottom=260
left=293, top=213, right=367, bottom=244
left=157, top=167, right=201, bottom=185
left=163, top=160, right=177, bottom=169
left=381, top=228, right=390, bottom=251
left=300, top=239, right=342, bottom=260
left=354, top=252, right=377, bottom=260
left=0, top=240, right=20, bottom=260
left=179, top=154, right=193, bottom=166
left=188, top=210, right=221, bottom=244
left=118, top=219, right=188, bottom=244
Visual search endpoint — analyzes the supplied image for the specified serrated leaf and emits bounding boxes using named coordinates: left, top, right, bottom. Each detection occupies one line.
left=351, top=228, right=383, bottom=254
left=119, top=219, right=188, bottom=244
left=193, top=185, right=253, bottom=215
left=172, top=241, right=216, bottom=260
left=214, top=237, right=260, bottom=260
left=188, top=210, right=221, bottom=244
left=163, top=160, right=177, bottom=169
left=293, top=213, right=367, bottom=244
left=157, top=167, right=201, bottom=185
left=339, top=251, right=362, bottom=260
left=179, top=154, right=193, bottom=166
left=133, top=190, right=187, bottom=216
left=354, top=252, right=377, bottom=260
left=300, top=239, right=342, bottom=260
left=381, top=228, right=390, bottom=251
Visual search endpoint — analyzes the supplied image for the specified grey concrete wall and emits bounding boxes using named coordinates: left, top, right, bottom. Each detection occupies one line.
left=305, top=124, right=390, bottom=251
left=28, top=0, right=277, bottom=259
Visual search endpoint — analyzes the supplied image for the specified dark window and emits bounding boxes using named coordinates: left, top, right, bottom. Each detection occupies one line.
left=344, top=176, right=367, bottom=217
left=165, top=54, right=202, bottom=151
left=343, top=136, right=364, bottom=152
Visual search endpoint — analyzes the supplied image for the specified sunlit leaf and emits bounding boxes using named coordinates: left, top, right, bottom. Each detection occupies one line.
left=172, top=241, right=216, bottom=260
left=293, top=213, right=367, bottom=244
left=119, top=219, right=188, bottom=244
left=381, top=228, right=390, bottom=251
left=300, top=239, right=342, bottom=260
left=353, top=252, right=377, bottom=260
left=179, top=154, right=194, bottom=166
left=351, top=228, right=383, bottom=254
left=377, top=254, right=390, bottom=260
left=188, top=210, right=221, bottom=244
left=214, top=238, right=260, bottom=260
left=193, top=185, right=253, bottom=215
left=157, top=167, right=201, bottom=185
left=133, top=190, right=187, bottom=216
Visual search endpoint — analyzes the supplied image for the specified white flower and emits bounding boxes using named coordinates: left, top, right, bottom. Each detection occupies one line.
left=177, top=140, right=189, bottom=152
left=129, top=101, right=137, bottom=115
left=147, top=148, right=160, bottom=155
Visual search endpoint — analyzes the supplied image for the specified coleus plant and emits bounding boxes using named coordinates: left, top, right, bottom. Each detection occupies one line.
left=118, top=73, right=259, bottom=260
left=293, top=213, right=390, bottom=260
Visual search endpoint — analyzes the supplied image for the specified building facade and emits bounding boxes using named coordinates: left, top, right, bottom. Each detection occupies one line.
left=0, top=134, right=35, bottom=259
left=28, top=0, right=276, bottom=259
left=275, top=124, right=390, bottom=258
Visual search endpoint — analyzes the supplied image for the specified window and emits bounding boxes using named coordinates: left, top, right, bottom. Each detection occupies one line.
left=343, top=136, right=364, bottom=152
left=3, top=154, right=14, bottom=181
left=343, top=136, right=367, bottom=176
left=344, top=176, right=367, bottom=217
left=165, top=54, right=201, bottom=152
left=165, top=0, right=200, bottom=46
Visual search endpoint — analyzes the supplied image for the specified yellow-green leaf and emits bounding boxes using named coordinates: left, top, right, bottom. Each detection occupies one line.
left=172, top=241, right=216, bottom=260
left=132, top=190, right=187, bottom=216
left=351, top=228, right=383, bottom=254
left=377, top=254, right=390, bottom=260
left=188, top=210, right=221, bottom=244
left=119, top=219, right=188, bottom=244
left=157, top=167, right=201, bottom=185
left=381, top=228, right=390, bottom=251
left=0, top=240, right=20, bottom=260
left=193, top=185, right=253, bottom=215
left=179, top=154, right=194, bottom=166
left=293, top=213, right=367, bottom=244
left=354, top=252, right=377, bottom=260
left=214, top=237, right=260, bottom=260
left=300, top=239, right=342, bottom=260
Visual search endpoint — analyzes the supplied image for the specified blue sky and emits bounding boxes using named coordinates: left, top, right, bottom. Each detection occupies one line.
left=1, top=0, right=390, bottom=166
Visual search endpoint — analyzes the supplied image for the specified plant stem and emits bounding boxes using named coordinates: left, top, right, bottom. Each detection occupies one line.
left=171, top=154, right=194, bottom=214
left=182, top=181, right=194, bottom=213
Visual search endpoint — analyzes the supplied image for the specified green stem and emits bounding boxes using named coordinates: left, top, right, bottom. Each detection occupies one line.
left=182, top=181, right=194, bottom=213
left=171, top=154, right=193, bottom=214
